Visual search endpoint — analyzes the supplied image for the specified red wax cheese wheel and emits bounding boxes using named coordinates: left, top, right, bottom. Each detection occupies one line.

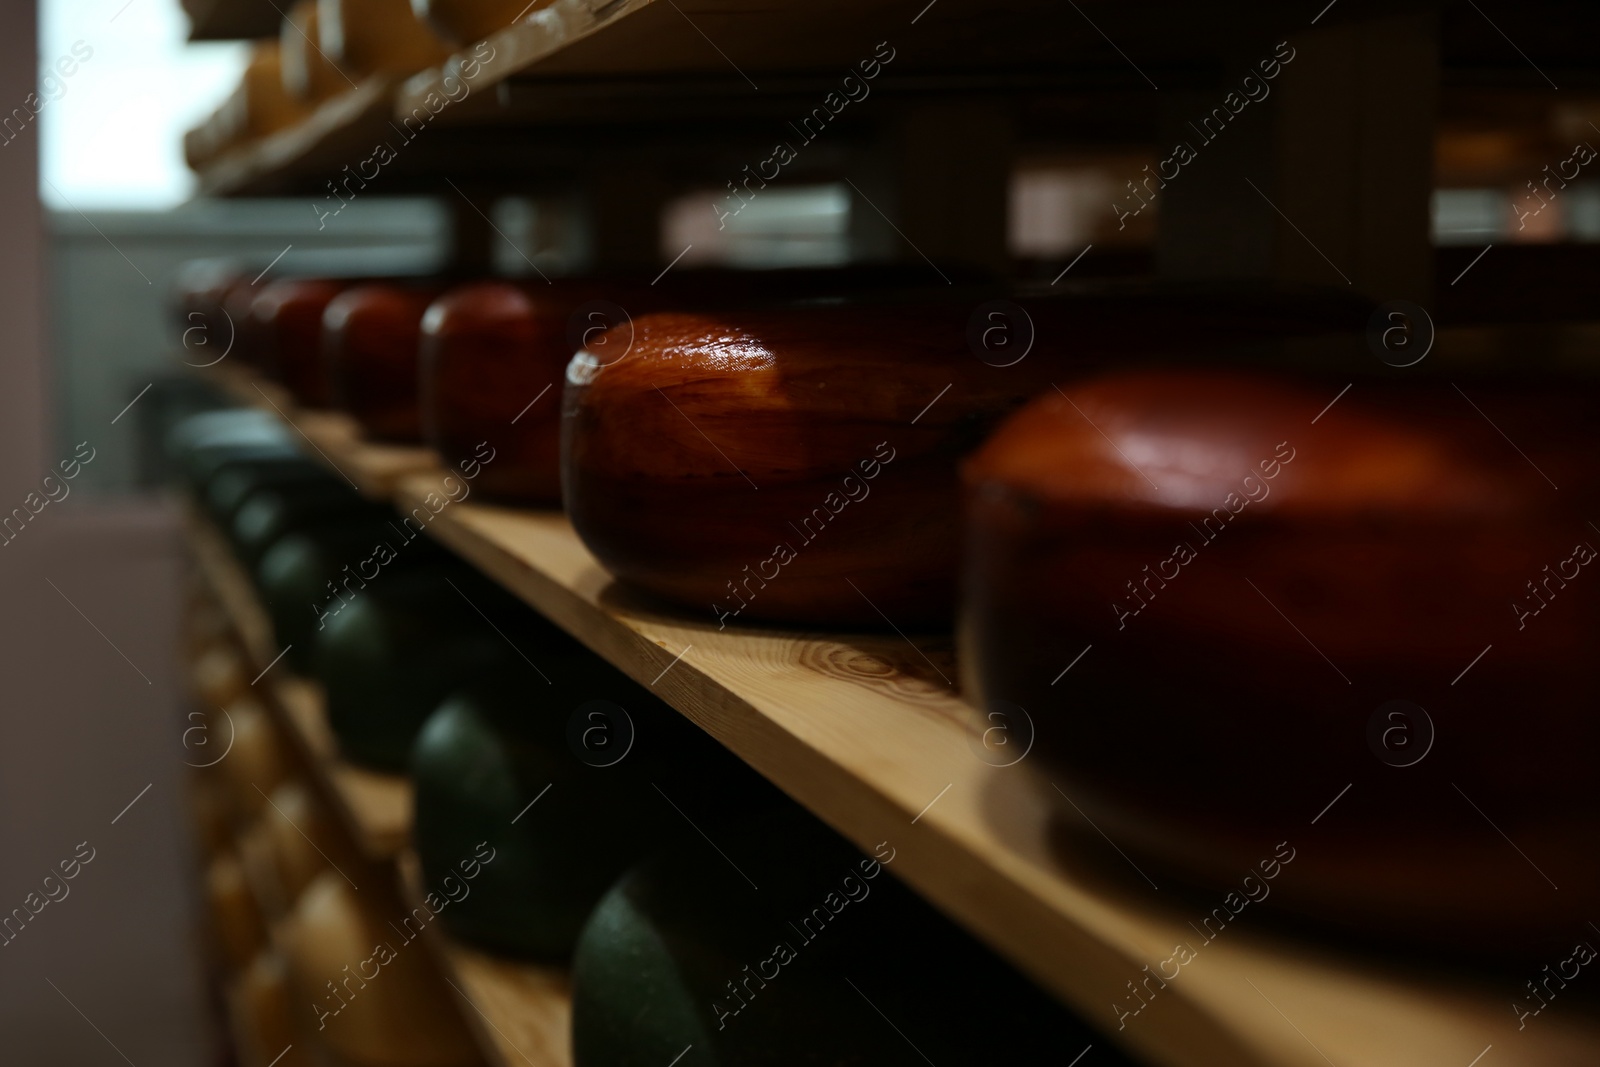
left=422, top=279, right=654, bottom=503
left=253, top=278, right=352, bottom=406
left=420, top=267, right=1000, bottom=505
left=960, top=369, right=1600, bottom=945
left=561, top=288, right=1369, bottom=627
left=325, top=281, right=448, bottom=442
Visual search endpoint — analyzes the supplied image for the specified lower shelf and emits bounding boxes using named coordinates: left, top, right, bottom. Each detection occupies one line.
left=398, top=851, right=574, bottom=1067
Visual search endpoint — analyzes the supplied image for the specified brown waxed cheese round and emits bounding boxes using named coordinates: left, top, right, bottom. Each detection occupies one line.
left=173, top=261, right=249, bottom=353
left=570, top=283, right=1370, bottom=625
left=421, top=280, right=615, bottom=503
left=319, top=0, right=452, bottom=79
left=960, top=369, right=1600, bottom=945
left=284, top=872, right=479, bottom=1067
left=253, top=278, right=352, bottom=406
left=559, top=285, right=1368, bottom=628
left=562, top=303, right=1028, bottom=625
left=208, top=853, right=267, bottom=971
left=420, top=268, right=1002, bottom=506
left=220, top=699, right=291, bottom=819
left=224, top=275, right=272, bottom=369
left=325, top=282, right=447, bottom=442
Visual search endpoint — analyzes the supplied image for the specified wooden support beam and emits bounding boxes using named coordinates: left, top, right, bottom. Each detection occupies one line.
left=849, top=102, right=1013, bottom=276
left=1157, top=13, right=1439, bottom=305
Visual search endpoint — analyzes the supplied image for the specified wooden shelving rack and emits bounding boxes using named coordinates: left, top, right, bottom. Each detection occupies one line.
left=180, top=2, right=1600, bottom=1064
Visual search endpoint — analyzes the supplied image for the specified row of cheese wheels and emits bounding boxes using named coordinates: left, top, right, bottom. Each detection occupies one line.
left=172, top=266, right=1600, bottom=953
left=174, top=263, right=1376, bottom=625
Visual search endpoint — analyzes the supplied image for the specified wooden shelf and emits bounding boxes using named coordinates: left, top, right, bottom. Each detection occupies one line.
left=197, top=77, right=398, bottom=198
left=397, top=852, right=573, bottom=1067
left=187, top=1, right=1600, bottom=200
left=393, top=0, right=1476, bottom=121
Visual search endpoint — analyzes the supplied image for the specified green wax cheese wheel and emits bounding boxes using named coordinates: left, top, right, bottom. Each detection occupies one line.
left=410, top=688, right=659, bottom=959
left=255, top=520, right=445, bottom=673
left=316, top=570, right=552, bottom=772
left=232, top=481, right=391, bottom=567
left=186, top=440, right=304, bottom=496
left=170, top=409, right=299, bottom=493
left=572, top=810, right=1141, bottom=1066
left=410, top=661, right=776, bottom=961
left=203, top=456, right=333, bottom=527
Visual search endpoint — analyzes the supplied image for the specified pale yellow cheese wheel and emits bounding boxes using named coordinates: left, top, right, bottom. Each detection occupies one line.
left=263, top=781, right=347, bottom=906
left=202, top=40, right=315, bottom=161
left=188, top=773, right=234, bottom=859
left=238, top=950, right=320, bottom=1067
left=183, top=598, right=231, bottom=657
left=191, top=645, right=248, bottom=709
left=284, top=872, right=479, bottom=1067
left=319, top=0, right=452, bottom=79
left=208, top=853, right=267, bottom=972
left=240, top=42, right=314, bottom=138
left=410, top=0, right=539, bottom=45
left=220, top=699, right=291, bottom=818
left=282, top=0, right=351, bottom=102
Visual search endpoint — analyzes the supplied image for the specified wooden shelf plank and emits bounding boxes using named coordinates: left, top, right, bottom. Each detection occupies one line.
left=397, top=851, right=573, bottom=1067
left=394, top=0, right=1422, bottom=120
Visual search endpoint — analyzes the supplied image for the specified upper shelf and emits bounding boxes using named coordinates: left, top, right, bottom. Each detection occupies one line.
left=202, top=362, right=1600, bottom=1067
left=195, top=0, right=1600, bottom=197
left=184, top=0, right=279, bottom=41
